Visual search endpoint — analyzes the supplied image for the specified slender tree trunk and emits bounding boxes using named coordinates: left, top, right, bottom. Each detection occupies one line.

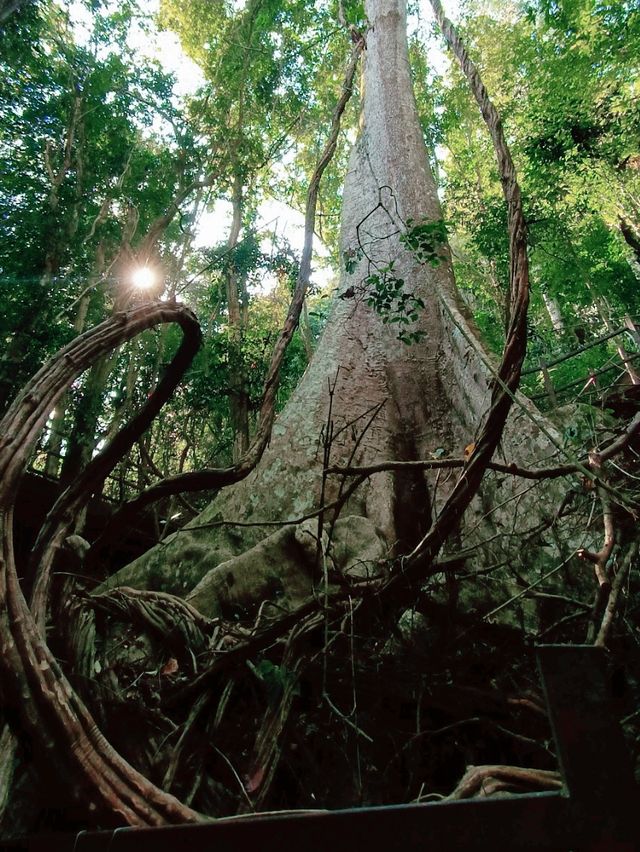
left=542, top=291, right=565, bottom=334
left=301, top=298, right=315, bottom=360
left=225, top=171, right=251, bottom=461
left=59, top=350, right=117, bottom=485
left=44, top=291, right=93, bottom=477
left=619, top=217, right=640, bottom=270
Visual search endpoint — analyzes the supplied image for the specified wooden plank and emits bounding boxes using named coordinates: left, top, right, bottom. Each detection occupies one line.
left=73, top=795, right=572, bottom=852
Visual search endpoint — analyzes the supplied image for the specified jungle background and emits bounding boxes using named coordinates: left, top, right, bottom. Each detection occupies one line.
left=1, top=0, right=640, bottom=835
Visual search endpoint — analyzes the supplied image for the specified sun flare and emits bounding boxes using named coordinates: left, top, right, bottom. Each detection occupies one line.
left=131, top=266, right=156, bottom=289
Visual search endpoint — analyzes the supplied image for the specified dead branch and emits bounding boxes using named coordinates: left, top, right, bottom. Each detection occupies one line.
left=595, top=541, right=639, bottom=648
left=600, top=410, right=640, bottom=461
left=243, top=647, right=306, bottom=809
left=162, top=693, right=211, bottom=795
left=578, top=452, right=615, bottom=590
left=447, top=765, right=562, bottom=800
left=327, top=458, right=577, bottom=480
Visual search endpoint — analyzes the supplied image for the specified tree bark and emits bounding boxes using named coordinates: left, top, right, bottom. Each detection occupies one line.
left=1, top=0, right=594, bottom=827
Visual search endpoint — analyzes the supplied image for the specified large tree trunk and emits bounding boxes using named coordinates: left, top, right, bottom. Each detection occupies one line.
left=106, top=0, right=559, bottom=627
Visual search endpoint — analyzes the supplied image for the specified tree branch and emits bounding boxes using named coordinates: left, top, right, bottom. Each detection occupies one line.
left=326, top=458, right=577, bottom=480
left=595, top=541, right=639, bottom=647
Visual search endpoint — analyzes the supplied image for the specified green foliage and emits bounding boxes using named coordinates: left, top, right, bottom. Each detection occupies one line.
left=408, top=33, right=446, bottom=162
left=343, top=246, right=362, bottom=275
left=425, top=0, right=640, bottom=391
left=364, top=262, right=427, bottom=344
left=339, top=0, right=366, bottom=28
left=0, top=0, right=200, bottom=404
left=8, top=0, right=639, bottom=514
left=171, top=230, right=311, bottom=468
left=400, top=217, right=448, bottom=266
left=159, top=0, right=341, bottom=191
left=343, top=243, right=428, bottom=345
left=343, top=213, right=452, bottom=345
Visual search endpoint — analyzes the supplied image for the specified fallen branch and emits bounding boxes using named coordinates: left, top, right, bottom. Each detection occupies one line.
left=448, top=765, right=562, bottom=800
left=326, top=458, right=577, bottom=480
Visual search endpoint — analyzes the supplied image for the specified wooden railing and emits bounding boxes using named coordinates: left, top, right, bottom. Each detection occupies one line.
left=522, top=315, right=640, bottom=408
